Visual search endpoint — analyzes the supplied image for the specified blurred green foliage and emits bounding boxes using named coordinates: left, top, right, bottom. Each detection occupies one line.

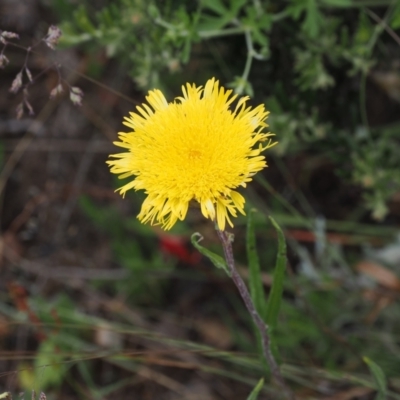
left=79, top=196, right=175, bottom=304
left=54, top=0, right=400, bottom=220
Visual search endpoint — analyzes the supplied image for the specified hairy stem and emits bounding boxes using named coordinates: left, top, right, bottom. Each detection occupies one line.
left=216, top=228, right=295, bottom=400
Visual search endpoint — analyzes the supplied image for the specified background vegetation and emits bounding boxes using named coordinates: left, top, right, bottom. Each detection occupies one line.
left=1, top=0, right=400, bottom=398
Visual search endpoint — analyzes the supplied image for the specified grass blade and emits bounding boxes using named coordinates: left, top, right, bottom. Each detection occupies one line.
left=363, top=357, right=387, bottom=400
left=246, top=209, right=268, bottom=319
left=246, top=378, right=264, bottom=400
left=246, top=209, right=269, bottom=369
left=265, top=216, right=287, bottom=330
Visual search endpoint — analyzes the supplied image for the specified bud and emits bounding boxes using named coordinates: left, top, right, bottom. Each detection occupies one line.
left=9, top=71, right=23, bottom=93
left=69, top=86, right=84, bottom=106
left=1, top=31, right=19, bottom=40
left=50, top=83, right=64, bottom=99
left=44, top=25, right=62, bottom=50
left=0, top=54, right=9, bottom=69
left=24, top=100, right=34, bottom=116
left=25, top=67, right=33, bottom=82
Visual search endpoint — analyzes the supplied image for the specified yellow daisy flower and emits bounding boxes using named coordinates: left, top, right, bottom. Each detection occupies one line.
left=107, top=78, right=276, bottom=231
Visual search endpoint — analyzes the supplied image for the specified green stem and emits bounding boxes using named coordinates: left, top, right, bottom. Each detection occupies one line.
left=235, top=30, right=254, bottom=94
left=359, top=70, right=368, bottom=129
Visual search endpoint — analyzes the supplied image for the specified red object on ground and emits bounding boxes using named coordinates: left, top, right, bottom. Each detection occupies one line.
left=159, top=234, right=201, bottom=265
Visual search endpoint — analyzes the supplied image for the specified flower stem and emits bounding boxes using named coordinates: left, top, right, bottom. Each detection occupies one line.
left=216, top=228, right=295, bottom=400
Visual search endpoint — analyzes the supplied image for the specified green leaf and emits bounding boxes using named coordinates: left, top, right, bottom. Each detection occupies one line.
left=320, top=0, right=352, bottom=7
left=246, top=378, right=264, bottom=400
left=287, top=0, right=308, bottom=20
left=191, top=233, right=231, bottom=276
left=265, top=216, right=287, bottom=330
left=246, top=209, right=267, bottom=320
left=197, top=15, right=231, bottom=31
left=302, top=0, right=321, bottom=38
left=363, top=357, right=387, bottom=400
left=201, top=0, right=227, bottom=15
left=390, top=1, right=400, bottom=30
left=228, top=76, right=254, bottom=96
left=74, top=5, right=97, bottom=34
left=147, top=4, right=160, bottom=19
left=230, top=0, right=247, bottom=15
left=182, top=36, right=192, bottom=63
left=35, top=338, right=67, bottom=390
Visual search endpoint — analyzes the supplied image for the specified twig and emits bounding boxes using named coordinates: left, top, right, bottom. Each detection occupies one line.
left=0, top=100, right=58, bottom=197
left=216, top=228, right=295, bottom=400
left=366, top=8, right=400, bottom=47
left=53, top=136, right=99, bottom=244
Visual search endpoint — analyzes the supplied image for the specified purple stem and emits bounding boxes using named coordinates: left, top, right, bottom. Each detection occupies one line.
left=216, top=228, right=295, bottom=400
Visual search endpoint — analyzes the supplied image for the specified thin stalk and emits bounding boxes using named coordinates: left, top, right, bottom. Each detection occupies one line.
left=216, top=228, right=295, bottom=400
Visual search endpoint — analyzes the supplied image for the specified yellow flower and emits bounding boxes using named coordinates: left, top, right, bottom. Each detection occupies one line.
left=107, top=78, right=276, bottom=231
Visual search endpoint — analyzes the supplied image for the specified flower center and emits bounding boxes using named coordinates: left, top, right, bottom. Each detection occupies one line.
left=188, top=149, right=202, bottom=160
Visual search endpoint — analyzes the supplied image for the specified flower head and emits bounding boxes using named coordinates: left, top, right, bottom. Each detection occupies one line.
left=107, top=78, right=275, bottom=231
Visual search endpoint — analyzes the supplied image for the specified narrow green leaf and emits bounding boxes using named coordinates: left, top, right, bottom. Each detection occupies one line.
left=363, top=357, right=387, bottom=400
left=197, top=16, right=229, bottom=31
left=265, top=216, right=287, bottom=329
left=287, top=1, right=308, bottom=20
left=246, top=209, right=267, bottom=319
left=201, top=0, right=227, bottom=15
left=74, top=5, right=97, bottom=35
left=246, top=209, right=269, bottom=371
left=246, top=378, right=264, bottom=400
left=391, top=1, right=400, bottom=30
left=191, top=233, right=231, bottom=276
left=182, top=37, right=192, bottom=64
left=230, top=0, right=247, bottom=14
left=302, top=0, right=321, bottom=38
